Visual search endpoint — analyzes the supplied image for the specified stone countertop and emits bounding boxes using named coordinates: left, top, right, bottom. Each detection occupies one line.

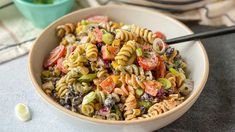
left=0, top=23, right=234, bottom=132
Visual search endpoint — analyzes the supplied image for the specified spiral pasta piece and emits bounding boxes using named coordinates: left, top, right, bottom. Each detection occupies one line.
left=85, top=43, right=98, bottom=61
left=60, top=34, right=76, bottom=45
left=130, top=24, right=154, bottom=44
left=99, top=21, right=119, bottom=32
left=81, top=104, right=94, bottom=116
left=147, top=94, right=184, bottom=117
left=63, top=45, right=87, bottom=70
left=90, top=61, right=97, bottom=71
left=176, top=73, right=186, bottom=87
left=57, top=23, right=76, bottom=38
left=116, top=64, right=153, bottom=81
left=124, top=94, right=137, bottom=120
left=115, top=40, right=136, bottom=66
left=115, top=29, right=137, bottom=42
left=97, top=67, right=109, bottom=79
left=119, top=73, right=146, bottom=90
left=73, top=82, right=92, bottom=95
left=42, top=81, right=54, bottom=95
left=75, top=22, right=83, bottom=35
left=165, top=72, right=177, bottom=88
left=116, top=64, right=144, bottom=75
left=106, top=113, right=120, bottom=120
left=64, top=71, right=79, bottom=84
left=55, top=76, right=68, bottom=97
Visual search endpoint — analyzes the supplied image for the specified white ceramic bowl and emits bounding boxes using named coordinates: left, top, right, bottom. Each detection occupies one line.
left=29, top=5, right=209, bottom=132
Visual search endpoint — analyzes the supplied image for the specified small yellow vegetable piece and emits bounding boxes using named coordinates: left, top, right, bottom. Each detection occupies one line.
left=111, top=75, right=120, bottom=84
left=112, top=39, right=121, bottom=47
left=15, top=103, right=31, bottom=122
left=111, top=61, right=119, bottom=69
left=132, top=109, right=141, bottom=116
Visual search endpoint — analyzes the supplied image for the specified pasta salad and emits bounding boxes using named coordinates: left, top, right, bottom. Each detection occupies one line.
left=41, top=16, right=193, bottom=121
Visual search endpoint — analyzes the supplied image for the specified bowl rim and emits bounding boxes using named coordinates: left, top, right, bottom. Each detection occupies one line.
left=14, top=0, right=73, bottom=8
left=28, top=5, right=209, bottom=125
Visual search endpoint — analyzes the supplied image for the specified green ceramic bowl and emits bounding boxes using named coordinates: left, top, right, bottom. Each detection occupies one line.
left=14, top=0, right=75, bottom=28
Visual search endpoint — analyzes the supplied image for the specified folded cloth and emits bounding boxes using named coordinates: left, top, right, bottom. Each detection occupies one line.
left=81, top=0, right=235, bottom=26
left=0, top=1, right=81, bottom=64
left=0, top=0, right=41, bottom=64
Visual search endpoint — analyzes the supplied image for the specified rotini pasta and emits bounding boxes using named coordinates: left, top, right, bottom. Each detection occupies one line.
left=130, top=24, right=155, bottom=44
left=115, top=29, right=137, bottom=42
left=57, top=23, right=76, bottom=38
left=55, top=76, right=68, bottom=97
left=99, top=21, right=120, bottom=32
left=147, top=94, right=184, bottom=117
left=124, top=94, right=137, bottom=120
left=116, top=64, right=153, bottom=81
left=97, top=67, right=109, bottom=79
left=119, top=73, right=146, bottom=90
left=60, top=34, right=76, bottom=45
left=41, top=16, right=193, bottom=121
left=115, top=40, right=136, bottom=66
left=85, top=43, right=98, bottom=61
left=73, top=82, right=92, bottom=95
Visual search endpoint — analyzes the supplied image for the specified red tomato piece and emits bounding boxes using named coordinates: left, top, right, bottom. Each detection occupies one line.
left=137, top=55, right=158, bottom=71
left=100, top=76, right=116, bottom=93
left=67, top=45, right=76, bottom=53
left=154, top=31, right=166, bottom=40
left=159, top=60, right=166, bottom=77
left=101, top=45, right=119, bottom=60
left=94, top=27, right=103, bottom=42
left=143, top=81, right=162, bottom=96
left=43, top=45, right=66, bottom=68
left=155, top=57, right=166, bottom=78
left=56, top=57, right=67, bottom=73
left=86, top=15, right=109, bottom=23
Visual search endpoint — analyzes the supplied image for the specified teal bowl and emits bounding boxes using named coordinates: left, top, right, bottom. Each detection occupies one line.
left=14, top=0, right=75, bottom=28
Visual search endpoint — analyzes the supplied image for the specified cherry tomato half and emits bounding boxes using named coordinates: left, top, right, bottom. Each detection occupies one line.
left=43, top=45, right=66, bottom=68
left=56, top=57, right=68, bottom=73
left=137, top=55, right=158, bottom=71
left=143, top=81, right=162, bottom=96
left=155, top=57, right=166, bottom=78
left=94, top=27, right=103, bottom=42
left=154, top=31, right=166, bottom=40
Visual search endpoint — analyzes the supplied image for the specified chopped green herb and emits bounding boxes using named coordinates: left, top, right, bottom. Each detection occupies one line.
left=157, top=78, right=171, bottom=89
left=102, top=33, right=114, bottom=45
left=136, top=88, right=144, bottom=96
left=138, top=100, right=152, bottom=109
left=78, top=73, right=97, bottom=82
left=82, top=91, right=96, bottom=105
left=136, top=48, right=143, bottom=56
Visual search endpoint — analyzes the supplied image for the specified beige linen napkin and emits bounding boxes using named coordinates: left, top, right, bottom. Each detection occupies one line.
left=0, top=0, right=41, bottom=64
left=0, top=0, right=81, bottom=64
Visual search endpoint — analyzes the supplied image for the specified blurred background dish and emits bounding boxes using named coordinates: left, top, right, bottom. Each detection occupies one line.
left=13, top=0, right=75, bottom=28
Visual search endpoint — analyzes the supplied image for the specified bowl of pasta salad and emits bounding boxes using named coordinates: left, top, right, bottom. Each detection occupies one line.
left=28, top=5, right=209, bottom=132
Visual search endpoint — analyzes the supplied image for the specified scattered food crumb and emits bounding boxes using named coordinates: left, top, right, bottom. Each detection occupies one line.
left=15, top=103, right=31, bottom=122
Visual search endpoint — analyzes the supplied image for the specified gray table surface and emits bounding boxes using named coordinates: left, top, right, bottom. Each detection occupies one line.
left=0, top=23, right=234, bottom=132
